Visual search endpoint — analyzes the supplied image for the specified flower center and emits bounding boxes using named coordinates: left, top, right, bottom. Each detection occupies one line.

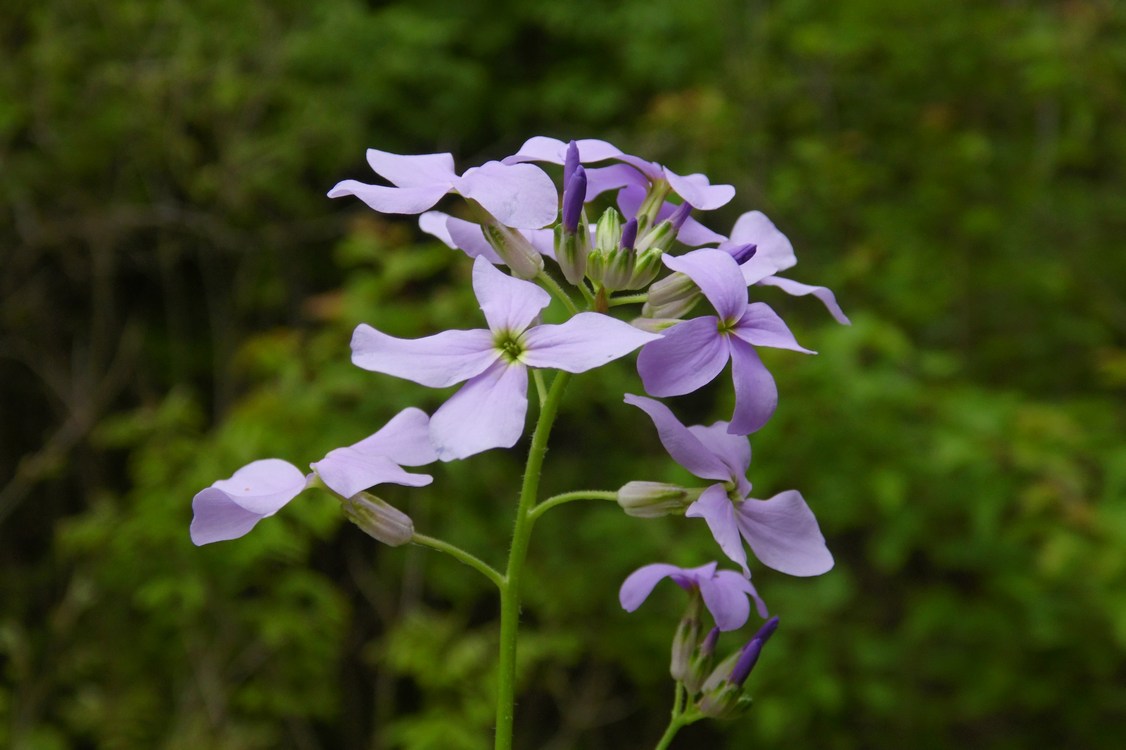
left=494, top=331, right=527, bottom=363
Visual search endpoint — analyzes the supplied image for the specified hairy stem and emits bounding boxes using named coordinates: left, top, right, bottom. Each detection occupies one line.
left=528, top=490, right=617, bottom=523
left=410, top=533, right=504, bottom=590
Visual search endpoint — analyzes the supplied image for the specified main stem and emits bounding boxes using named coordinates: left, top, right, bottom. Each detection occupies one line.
left=494, top=371, right=571, bottom=750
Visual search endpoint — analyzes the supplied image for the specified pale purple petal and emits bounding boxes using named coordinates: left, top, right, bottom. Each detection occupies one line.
left=523, top=228, right=558, bottom=261
left=686, top=484, right=749, bottom=575
left=521, top=313, right=660, bottom=373
left=757, top=276, right=851, bottom=325
left=699, top=573, right=752, bottom=631
left=420, top=212, right=505, bottom=264
left=731, top=302, right=815, bottom=353
left=614, top=153, right=664, bottom=182
left=351, top=324, right=497, bottom=388
left=728, top=211, right=797, bottom=273
left=618, top=563, right=685, bottom=611
left=617, top=185, right=725, bottom=246
left=714, top=569, right=769, bottom=620
left=663, top=250, right=747, bottom=322
left=736, top=254, right=782, bottom=286
left=504, top=136, right=624, bottom=165
left=686, top=422, right=752, bottom=494
left=735, top=490, right=834, bottom=577
left=190, top=459, right=308, bottom=545
left=623, top=395, right=735, bottom=484
left=365, top=149, right=456, bottom=188
left=313, top=452, right=432, bottom=499
left=728, top=338, right=778, bottom=435
left=338, top=407, right=438, bottom=467
left=668, top=561, right=720, bottom=590
left=472, top=256, right=551, bottom=334
left=586, top=163, right=645, bottom=201
left=429, top=360, right=529, bottom=461
left=637, top=316, right=729, bottom=397
left=327, top=180, right=451, bottom=215
left=457, top=161, right=558, bottom=228
left=678, top=215, right=727, bottom=247
left=664, top=170, right=735, bottom=211
left=419, top=211, right=456, bottom=246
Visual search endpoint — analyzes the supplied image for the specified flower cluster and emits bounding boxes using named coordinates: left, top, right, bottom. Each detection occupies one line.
left=189, top=135, right=848, bottom=740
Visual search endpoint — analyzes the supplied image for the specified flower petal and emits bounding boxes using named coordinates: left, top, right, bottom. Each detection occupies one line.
left=327, top=180, right=451, bottom=215
left=619, top=563, right=684, bottom=611
left=586, top=163, right=645, bottom=201
left=623, top=395, right=736, bottom=484
left=686, top=422, right=752, bottom=495
left=664, top=170, right=735, bottom=211
left=714, top=569, right=770, bottom=620
left=699, top=573, right=752, bottom=631
left=663, top=250, right=748, bottom=322
left=338, top=407, right=438, bottom=467
left=190, top=459, right=307, bottom=545
left=457, top=161, right=558, bottom=228
left=365, top=149, right=456, bottom=188
left=504, top=136, right=624, bottom=165
left=521, top=313, right=660, bottom=373
left=727, top=211, right=797, bottom=273
left=732, top=302, right=815, bottom=353
left=419, top=212, right=505, bottom=264
left=616, top=185, right=726, bottom=246
left=636, top=316, right=730, bottom=397
left=312, top=452, right=432, bottom=499
left=757, top=276, right=851, bottom=325
left=429, top=360, right=529, bottom=461
left=686, top=484, right=749, bottom=576
left=728, top=338, right=779, bottom=435
left=735, top=490, right=834, bottom=577
left=351, top=323, right=497, bottom=388
left=472, top=256, right=551, bottom=334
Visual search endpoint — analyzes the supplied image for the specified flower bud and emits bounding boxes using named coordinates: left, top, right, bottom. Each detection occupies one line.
left=634, top=179, right=672, bottom=234
left=684, top=626, right=721, bottom=694
left=642, top=271, right=701, bottom=319
left=670, top=595, right=702, bottom=682
left=696, top=681, right=753, bottom=720
left=616, top=481, right=700, bottom=518
left=555, top=166, right=589, bottom=284
left=695, top=615, right=779, bottom=718
left=342, top=492, right=414, bottom=546
left=563, top=139, right=580, bottom=188
left=727, top=242, right=758, bottom=265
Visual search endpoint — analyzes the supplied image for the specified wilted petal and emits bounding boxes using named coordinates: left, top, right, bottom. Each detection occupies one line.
left=757, top=276, right=851, bottom=325
left=732, top=302, right=815, bottom=353
left=686, top=422, right=752, bottom=494
left=351, top=324, right=497, bottom=388
left=728, top=338, right=778, bottom=435
left=312, top=452, right=432, bottom=500
left=735, top=490, right=834, bottom=577
left=327, top=180, right=451, bottom=215
left=472, top=256, right=551, bottom=334
left=728, top=211, right=797, bottom=273
left=190, top=459, right=308, bottom=545
left=365, top=149, right=456, bottom=188
left=663, top=250, right=747, bottom=322
left=522, top=313, right=660, bottom=373
left=429, top=360, right=529, bottom=461
left=623, top=395, right=735, bottom=484
left=619, top=563, right=685, bottom=611
left=686, top=484, right=749, bottom=575
left=665, top=171, right=735, bottom=211
left=457, top=161, right=558, bottom=228
left=637, top=316, right=729, bottom=397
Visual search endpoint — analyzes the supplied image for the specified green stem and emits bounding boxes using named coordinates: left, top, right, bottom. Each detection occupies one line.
left=654, top=716, right=687, bottom=750
left=494, top=371, right=572, bottom=750
left=528, top=490, right=617, bottom=523
left=411, top=533, right=504, bottom=590
left=536, top=271, right=580, bottom=315
left=609, top=292, right=648, bottom=307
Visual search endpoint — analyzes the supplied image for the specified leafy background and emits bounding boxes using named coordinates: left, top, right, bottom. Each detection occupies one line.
left=2, top=0, right=1124, bottom=747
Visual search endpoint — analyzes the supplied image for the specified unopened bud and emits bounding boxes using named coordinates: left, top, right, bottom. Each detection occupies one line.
left=555, top=167, right=589, bottom=284
left=642, top=271, right=701, bottom=319
left=562, top=166, right=586, bottom=234
left=620, top=217, right=638, bottom=250
left=480, top=217, right=544, bottom=280
left=616, top=481, right=700, bottom=518
left=634, top=179, right=672, bottom=234
left=670, top=595, right=702, bottom=682
left=342, top=492, right=414, bottom=546
left=727, top=242, right=758, bottom=264
left=684, top=626, right=721, bottom=694
left=563, top=140, right=580, bottom=187
left=696, top=681, right=753, bottom=720
left=730, top=616, right=780, bottom=686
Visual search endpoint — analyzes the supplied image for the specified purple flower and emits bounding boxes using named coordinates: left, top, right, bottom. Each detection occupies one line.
left=620, top=561, right=767, bottom=631
left=624, top=394, right=833, bottom=578
left=190, top=459, right=309, bottom=545
left=351, top=257, right=660, bottom=461
left=328, top=149, right=558, bottom=229
left=310, top=407, right=437, bottom=499
left=637, top=249, right=813, bottom=435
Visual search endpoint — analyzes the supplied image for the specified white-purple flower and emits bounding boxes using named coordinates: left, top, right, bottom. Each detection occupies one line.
left=351, top=256, right=661, bottom=461
left=637, top=248, right=813, bottom=435
left=328, top=149, right=558, bottom=229
left=619, top=561, right=767, bottom=631
left=624, top=394, right=833, bottom=578
left=190, top=459, right=310, bottom=545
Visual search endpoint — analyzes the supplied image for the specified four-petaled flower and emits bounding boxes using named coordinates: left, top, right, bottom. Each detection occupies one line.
left=625, top=394, right=833, bottom=578
left=620, top=561, right=768, bottom=632
left=351, top=256, right=661, bottom=461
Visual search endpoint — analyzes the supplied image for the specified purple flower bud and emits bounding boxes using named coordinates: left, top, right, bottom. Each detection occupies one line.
left=700, top=626, right=720, bottom=659
left=620, top=217, right=638, bottom=250
left=563, top=139, right=580, bottom=187
left=727, top=242, right=758, bottom=264
left=668, top=202, right=693, bottom=231
left=729, top=616, right=779, bottom=686
left=562, top=166, right=587, bottom=234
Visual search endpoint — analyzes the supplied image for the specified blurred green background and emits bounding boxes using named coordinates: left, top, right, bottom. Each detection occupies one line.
left=2, top=0, right=1124, bottom=747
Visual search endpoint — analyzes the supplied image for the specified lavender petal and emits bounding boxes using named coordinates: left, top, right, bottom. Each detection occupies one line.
left=623, top=395, right=736, bottom=484
left=735, top=490, right=834, bottom=577
left=429, top=360, right=529, bottom=461
left=637, top=316, right=730, bottom=397
left=521, top=314, right=660, bottom=373
left=351, top=324, right=497, bottom=388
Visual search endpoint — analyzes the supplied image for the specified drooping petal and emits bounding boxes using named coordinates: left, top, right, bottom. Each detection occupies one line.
left=457, top=161, right=558, bottom=228
left=335, top=407, right=438, bottom=467
left=351, top=324, right=497, bottom=388
left=663, top=250, right=748, bottom=322
left=714, top=569, right=769, bottom=620
left=471, top=256, right=551, bottom=334
left=623, top=395, right=736, bottom=484
left=699, top=572, right=752, bottom=631
left=419, top=212, right=504, bottom=264
left=429, top=360, right=529, bottom=461
left=312, top=452, right=431, bottom=500
left=664, top=171, right=735, bottom=211
left=735, top=490, right=834, bottom=577
left=616, top=185, right=726, bottom=246
left=727, top=211, right=797, bottom=273
left=757, top=276, right=851, bottom=325
left=521, top=313, right=660, bottom=373
left=327, top=180, right=451, bottom=215
left=686, top=484, right=749, bottom=575
left=728, top=338, right=779, bottom=435
left=731, top=302, right=815, bottom=353
left=686, top=422, right=752, bottom=494
left=618, top=563, right=685, bottom=611
left=190, top=459, right=308, bottom=545
left=636, top=316, right=730, bottom=397
left=365, top=149, right=456, bottom=188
